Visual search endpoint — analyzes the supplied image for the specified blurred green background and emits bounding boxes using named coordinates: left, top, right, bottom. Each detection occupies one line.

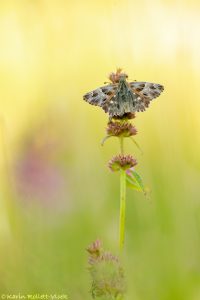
left=0, top=0, right=200, bottom=299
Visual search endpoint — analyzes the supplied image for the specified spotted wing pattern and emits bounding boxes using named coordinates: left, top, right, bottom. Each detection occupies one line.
left=83, top=80, right=164, bottom=117
left=129, top=81, right=164, bottom=112
left=83, top=84, right=117, bottom=110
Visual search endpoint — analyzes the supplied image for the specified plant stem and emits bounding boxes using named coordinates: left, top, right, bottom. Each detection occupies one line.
left=119, top=136, right=126, bottom=251
left=119, top=168, right=126, bottom=251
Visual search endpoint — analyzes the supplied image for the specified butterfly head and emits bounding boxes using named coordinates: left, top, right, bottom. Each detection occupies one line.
left=118, top=73, right=128, bottom=82
left=109, top=69, right=128, bottom=84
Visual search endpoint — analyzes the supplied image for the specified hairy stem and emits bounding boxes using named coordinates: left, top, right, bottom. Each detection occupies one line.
left=119, top=137, right=126, bottom=251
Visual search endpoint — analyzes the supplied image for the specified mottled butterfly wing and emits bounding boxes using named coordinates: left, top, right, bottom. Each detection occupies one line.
left=83, top=79, right=164, bottom=117
left=129, top=81, right=164, bottom=112
left=83, top=84, right=117, bottom=111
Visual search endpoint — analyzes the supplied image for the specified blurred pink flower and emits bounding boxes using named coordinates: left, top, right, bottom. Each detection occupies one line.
left=16, top=149, right=64, bottom=202
left=14, top=122, right=67, bottom=207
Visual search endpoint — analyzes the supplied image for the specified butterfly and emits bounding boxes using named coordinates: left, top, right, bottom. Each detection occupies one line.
left=83, top=69, right=164, bottom=119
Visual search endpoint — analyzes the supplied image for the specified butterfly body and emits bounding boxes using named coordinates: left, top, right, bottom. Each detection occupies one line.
left=107, top=75, right=138, bottom=118
left=83, top=70, right=164, bottom=119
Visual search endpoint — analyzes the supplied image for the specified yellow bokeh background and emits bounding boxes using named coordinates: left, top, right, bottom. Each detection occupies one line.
left=0, top=1, right=200, bottom=299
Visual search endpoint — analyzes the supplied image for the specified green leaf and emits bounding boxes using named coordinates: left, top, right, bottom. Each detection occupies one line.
left=132, top=170, right=145, bottom=191
left=126, top=176, right=143, bottom=192
left=126, top=169, right=147, bottom=195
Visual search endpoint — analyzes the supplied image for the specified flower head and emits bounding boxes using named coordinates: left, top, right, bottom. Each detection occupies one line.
left=87, top=240, right=126, bottom=299
left=109, top=68, right=128, bottom=84
left=108, top=154, right=137, bottom=172
left=107, top=121, right=137, bottom=137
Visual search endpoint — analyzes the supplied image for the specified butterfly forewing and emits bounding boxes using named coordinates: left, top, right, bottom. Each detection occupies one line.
left=83, top=84, right=117, bottom=108
left=128, top=81, right=164, bottom=113
left=129, top=82, right=164, bottom=100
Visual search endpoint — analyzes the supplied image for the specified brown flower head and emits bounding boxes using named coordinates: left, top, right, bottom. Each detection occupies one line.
left=108, top=154, right=137, bottom=172
left=109, top=68, right=128, bottom=84
left=107, top=121, right=137, bottom=137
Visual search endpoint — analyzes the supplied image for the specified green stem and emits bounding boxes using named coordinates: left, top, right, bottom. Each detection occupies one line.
left=119, top=168, right=126, bottom=251
left=119, top=136, right=126, bottom=251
